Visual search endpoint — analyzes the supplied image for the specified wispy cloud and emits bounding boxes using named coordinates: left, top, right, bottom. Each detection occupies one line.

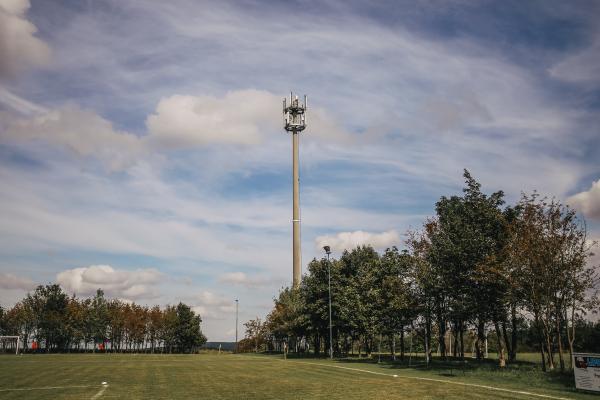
left=0, top=272, right=36, bottom=291
left=191, top=291, right=235, bottom=321
left=218, top=272, right=278, bottom=289
left=549, top=32, right=600, bottom=86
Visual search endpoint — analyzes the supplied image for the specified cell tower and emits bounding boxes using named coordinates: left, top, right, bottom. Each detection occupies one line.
left=283, top=92, right=307, bottom=288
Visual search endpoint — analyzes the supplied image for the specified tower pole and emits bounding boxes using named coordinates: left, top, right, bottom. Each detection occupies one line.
left=235, top=299, right=239, bottom=353
left=292, top=130, right=301, bottom=288
left=283, top=93, right=306, bottom=289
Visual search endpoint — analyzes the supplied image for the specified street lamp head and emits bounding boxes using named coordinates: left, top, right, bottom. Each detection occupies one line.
left=323, top=245, right=331, bottom=255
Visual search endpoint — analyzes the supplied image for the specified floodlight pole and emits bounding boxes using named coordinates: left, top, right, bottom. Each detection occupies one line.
left=283, top=93, right=307, bottom=288
left=324, top=246, right=333, bottom=360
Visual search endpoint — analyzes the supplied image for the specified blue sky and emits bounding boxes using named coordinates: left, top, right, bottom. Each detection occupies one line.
left=0, top=0, right=599, bottom=340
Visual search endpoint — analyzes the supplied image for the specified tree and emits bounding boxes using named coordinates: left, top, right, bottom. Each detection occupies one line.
left=428, top=170, right=509, bottom=365
left=244, top=317, right=266, bottom=352
left=338, top=246, right=380, bottom=356
left=65, top=296, right=85, bottom=351
left=26, top=285, right=69, bottom=351
left=147, top=305, right=163, bottom=353
left=107, top=299, right=125, bottom=352
left=90, top=290, right=108, bottom=351
left=377, top=247, right=418, bottom=360
left=509, top=194, right=598, bottom=371
left=173, top=303, right=206, bottom=353
left=265, top=287, right=307, bottom=352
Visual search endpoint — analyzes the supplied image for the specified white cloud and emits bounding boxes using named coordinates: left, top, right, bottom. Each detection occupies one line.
left=56, top=265, right=162, bottom=299
left=145, top=90, right=349, bottom=148
left=315, top=229, right=401, bottom=253
left=146, top=90, right=278, bottom=147
left=0, top=272, right=35, bottom=290
left=0, top=89, right=348, bottom=172
left=218, top=272, right=275, bottom=288
left=567, top=179, right=600, bottom=221
left=0, top=105, right=145, bottom=171
left=0, top=0, right=50, bottom=79
left=0, top=87, right=47, bottom=115
left=192, top=291, right=235, bottom=320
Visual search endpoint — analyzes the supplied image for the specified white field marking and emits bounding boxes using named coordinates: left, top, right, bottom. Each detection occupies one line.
left=287, top=360, right=573, bottom=400
left=90, top=384, right=108, bottom=400
left=0, top=385, right=95, bottom=392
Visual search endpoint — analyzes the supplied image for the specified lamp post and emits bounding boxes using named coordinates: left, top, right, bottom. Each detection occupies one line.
left=323, top=245, right=333, bottom=360
left=235, top=299, right=239, bottom=353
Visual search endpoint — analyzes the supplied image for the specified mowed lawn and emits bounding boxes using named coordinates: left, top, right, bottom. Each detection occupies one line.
left=0, top=353, right=596, bottom=400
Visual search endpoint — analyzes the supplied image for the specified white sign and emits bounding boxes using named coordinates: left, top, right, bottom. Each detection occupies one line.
left=573, top=353, right=600, bottom=392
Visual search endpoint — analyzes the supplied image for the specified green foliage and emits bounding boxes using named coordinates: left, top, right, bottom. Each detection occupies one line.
left=173, top=303, right=206, bottom=353
left=0, top=285, right=207, bottom=353
left=258, top=170, right=597, bottom=372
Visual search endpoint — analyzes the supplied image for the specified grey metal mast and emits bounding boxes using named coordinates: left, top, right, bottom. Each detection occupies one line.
left=283, top=93, right=307, bottom=288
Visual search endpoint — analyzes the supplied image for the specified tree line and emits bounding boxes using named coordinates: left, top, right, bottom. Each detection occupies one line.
left=0, top=285, right=207, bottom=353
left=243, top=171, right=598, bottom=372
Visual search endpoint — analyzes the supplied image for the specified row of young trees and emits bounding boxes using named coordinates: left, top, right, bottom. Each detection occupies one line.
left=246, top=171, right=598, bottom=371
left=0, top=285, right=207, bottom=353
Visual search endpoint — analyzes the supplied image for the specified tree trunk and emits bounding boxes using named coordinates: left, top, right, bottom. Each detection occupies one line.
left=452, top=321, right=458, bottom=358
left=459, top=323, right=465, bottom=360
left=476, top=319, right=485, bottom=360
left=555, top=312, right=565, bottom=372
left=501, top=319, right=511, bottom=363
left=510, top=304, right=518, bottom=362
left=438, top=318, right=447, bottom=360
left=543, top=324, right=555, bottom=371
left=425, top=316, right=432, bottom=366
left=493, top=320, right=506, bottom=368
left=566, top=305, right=575, bottom=370
left=400, top=327, right=405, bottom=361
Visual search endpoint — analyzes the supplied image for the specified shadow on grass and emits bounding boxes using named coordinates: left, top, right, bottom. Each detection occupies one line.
left=272, top=353, right=578, bottom=390
left=262, top=352, right=577, bottom=388
left=377, top=356, right=576, bottom=390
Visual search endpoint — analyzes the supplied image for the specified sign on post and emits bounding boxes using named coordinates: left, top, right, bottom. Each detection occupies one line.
left=573, top=353, right=600, bottom=393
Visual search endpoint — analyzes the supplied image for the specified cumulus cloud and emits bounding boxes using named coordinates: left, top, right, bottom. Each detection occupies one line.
left=315, top=229, right=401, bottom=253
left=56, top=265, right=162, bottom=299
left=145, top=89, right=350, bottom=148
left=567, top=179, right=600, bottom=221
left=218, top=272, right=275, bottom=288
left=0, top=0, right=50, bottom=79
left=0, top=272, right=35, bottom=290
left=0, top=105, right=145, bottom=171
left=146, top=90, right=279, bottom=147
left=192, top=291, right=235, bottom=320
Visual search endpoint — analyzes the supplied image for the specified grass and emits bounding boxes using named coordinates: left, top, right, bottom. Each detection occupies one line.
left=0, top=352, right=597, bottom=399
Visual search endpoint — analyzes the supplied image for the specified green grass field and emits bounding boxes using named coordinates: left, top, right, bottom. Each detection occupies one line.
left=0, top=353, right=597, bottom=399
